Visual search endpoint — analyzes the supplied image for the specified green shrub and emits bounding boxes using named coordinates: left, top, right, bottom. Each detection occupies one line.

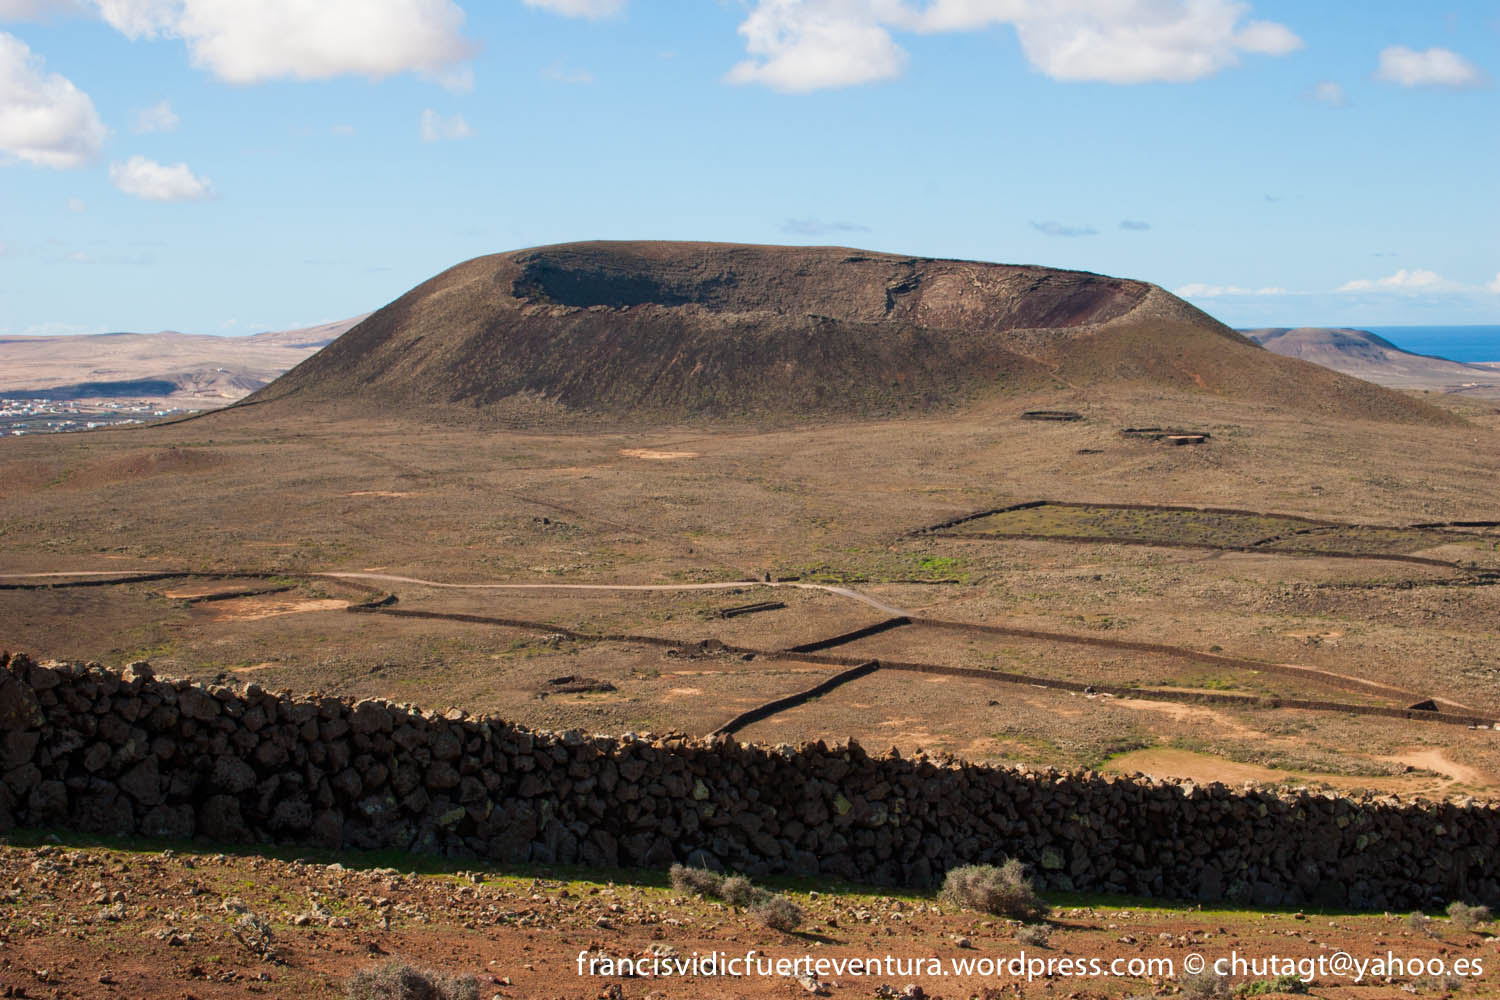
left=346, top=960, right=479, bottom=1000
left=939, top=860, right=1048, bottom=921
left=1236, top=975, right=1308, bottom=996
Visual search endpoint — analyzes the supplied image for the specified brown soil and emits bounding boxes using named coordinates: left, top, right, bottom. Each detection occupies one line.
left=0, top=839, right=1488, bottom=1000
left=201, top=596, right=349, bottom=622
left=1102, top=746, right=1487, bottom=798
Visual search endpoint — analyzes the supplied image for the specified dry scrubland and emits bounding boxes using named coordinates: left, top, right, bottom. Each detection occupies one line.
left=3, top=247, right=1500, bottom=996
left=2, top=385, right=1499, bottom=798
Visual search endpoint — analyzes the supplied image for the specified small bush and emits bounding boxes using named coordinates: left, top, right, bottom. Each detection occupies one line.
left=752, top=895, right=804, bottom=932
left=1413, top=973, right=1464, bottom=994
left=720, top=876, right=766, bottom=909
left=1407, top=911, right=1439, bottom=938
left=1015, top=923, right=1051, bottom=947
left=1180, top=971, right=1229, bottom=1000
left=1447, top=901, right=1491, bottom=932
left=347, top=960, right=479, bottom=1000
left=940, top=860, right=1048, bottom=922
left=669, top=864, right=724, bottom=898
left=1236, top=975, right=1308, bottom=996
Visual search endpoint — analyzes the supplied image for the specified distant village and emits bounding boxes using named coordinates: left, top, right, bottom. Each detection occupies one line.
left=0, top=397, right=200, bottom=435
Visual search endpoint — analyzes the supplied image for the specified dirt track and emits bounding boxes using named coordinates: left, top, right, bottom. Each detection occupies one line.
left=1, top=568, right=1486, bottom=733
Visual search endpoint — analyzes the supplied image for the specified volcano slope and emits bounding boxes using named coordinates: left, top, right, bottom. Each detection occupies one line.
left=245, top=241, right=1450, bottom=426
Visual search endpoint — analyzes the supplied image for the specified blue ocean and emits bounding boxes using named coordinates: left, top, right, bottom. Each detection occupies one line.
left=1364, top=326, right=1500, bottom=363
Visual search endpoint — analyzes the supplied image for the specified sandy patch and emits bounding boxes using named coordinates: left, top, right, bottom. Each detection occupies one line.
left=230, top=662, right=282, bottom=673
left=162, top=583, right=253, bottom=599
left=206, top=597, right=349, bottom=622
left=345, top=491, right=413, bottom=497
left=1105, top=747, right=1493, bottom=796
left=666, top=687, right=703, bottom=697
left=1111, top=698, right=1263, bottom=740
left=619, top=449, right=699, bottom=460
left=1381, top=747, right=1487, bottom=786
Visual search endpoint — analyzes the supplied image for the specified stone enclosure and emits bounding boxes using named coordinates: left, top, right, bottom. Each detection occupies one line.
left=2, top=652, right=1497, bottom=910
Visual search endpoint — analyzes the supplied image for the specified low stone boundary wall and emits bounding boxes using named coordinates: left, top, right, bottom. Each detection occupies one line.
left=2, top=653, right=1497, bottom=910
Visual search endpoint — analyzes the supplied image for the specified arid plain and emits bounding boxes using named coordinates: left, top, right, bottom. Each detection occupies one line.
left=4, top=243, right=1500, bottom=999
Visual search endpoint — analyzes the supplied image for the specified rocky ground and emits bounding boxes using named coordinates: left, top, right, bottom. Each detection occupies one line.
left=1, top=836, right=1496, bottom=1000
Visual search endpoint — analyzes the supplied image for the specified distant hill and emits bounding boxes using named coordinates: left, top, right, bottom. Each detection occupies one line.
left=1245, top=327, right=1500, bottom=394
left=247, top=241, right=1454, bottom=425
left=0, top=316, right=366, bottom=404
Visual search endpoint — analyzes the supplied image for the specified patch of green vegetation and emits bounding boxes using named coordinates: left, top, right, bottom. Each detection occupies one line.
left=956, top=502, right=1470, bottom=563
left=967, top=504, right=1303, bottom=548
left=916, top=554, right=962, bottom=575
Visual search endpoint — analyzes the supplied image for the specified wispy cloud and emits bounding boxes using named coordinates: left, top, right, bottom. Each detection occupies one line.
left=1376, top=46, right=1483, bottom=88
left=1119, top=219, right=1151, bottom=232
left=1032, top=220, right=1097, bottom=238
left=1307, top=81, right=1347, bottom=106
left=419, top=108, right=472, bottom=142
left=129, top=99, right=179, bottom=133
left=1338, top=268, right=1463, bottom=294
left=522, top=0, right=624, bottom=17
left=1175, top=283, right=1288, bottom=297
left=780, top=218, right=870, bottom=236
left=543, top=62, right=594, bottom=85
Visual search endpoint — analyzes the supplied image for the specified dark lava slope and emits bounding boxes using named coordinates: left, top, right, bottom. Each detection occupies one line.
left=249, top=242, right=1452, bottom=424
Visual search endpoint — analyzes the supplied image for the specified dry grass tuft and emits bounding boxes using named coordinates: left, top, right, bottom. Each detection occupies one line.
left=940, top=860, right=1049, bottom=922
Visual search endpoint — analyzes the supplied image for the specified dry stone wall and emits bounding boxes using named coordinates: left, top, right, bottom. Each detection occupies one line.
left=2, top=652, right=1498, bottom=910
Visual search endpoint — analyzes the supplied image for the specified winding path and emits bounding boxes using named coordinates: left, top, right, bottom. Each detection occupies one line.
left=315, top=571, right=917, bottom=617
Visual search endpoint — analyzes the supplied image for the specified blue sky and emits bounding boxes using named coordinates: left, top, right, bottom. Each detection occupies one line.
left=1, top=0, right=1496, bottom=336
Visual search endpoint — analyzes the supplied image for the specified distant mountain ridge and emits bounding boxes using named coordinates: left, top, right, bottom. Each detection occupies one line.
left=246, top=241, right=1454, bottom=426
left=1245, top=327, right=1500, bottom=394
left=0, top=316, right=367, bottom=404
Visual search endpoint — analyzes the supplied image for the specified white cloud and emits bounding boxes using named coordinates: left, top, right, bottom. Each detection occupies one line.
left=1176, top=283, right=1286, bottom=297
left=330, top=122, right=354, bottom=136
left=109, top=153, right=213, bottom=200
left=419, top=107, right=471, bottom=141
left=1337, top=268, right=1461, bottom=294
left=65, top=195, right=84, bottom=211
left=727, top=0, right=1302, bottom=92
left=727, top=0, right=909, bottom=93
left=1375, top=46, right=1483, bottom=88
left=1487, top=272, right=1500, bottom=295
left=0, top=31, right=107, bottom=168
left=1309, top=80, right=1346, bottom=106
left=129, top=97, right=178, bottom=132
left=92, top=0, right=474, bottom=87
left=521, top=0, right=623, bottom=17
